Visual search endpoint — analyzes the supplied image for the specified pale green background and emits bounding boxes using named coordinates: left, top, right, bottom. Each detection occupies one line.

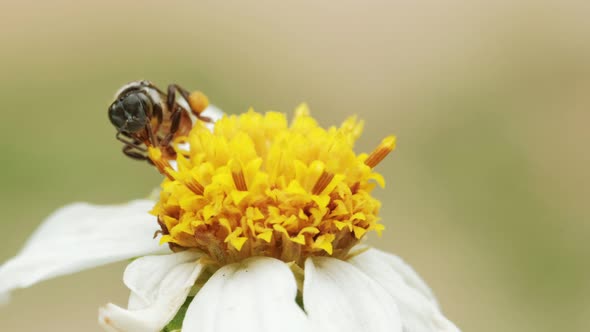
left=0, top=1, right=588, bottom=331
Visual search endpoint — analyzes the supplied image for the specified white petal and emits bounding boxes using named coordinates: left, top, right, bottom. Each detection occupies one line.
left=304, top=257, right=402, bottom=332
left=348, top=248, right=461, bottom=332
left=183, top=256, right=309, bottom=332
left=201, top=104, right=224, bottom=131
left=124, top=250, right=202, bottom=310
left=0, top=200, right=167, bottom=301
left=168, top=160, right=179, bottom=172
left=99, top=251, right=203, bottom=332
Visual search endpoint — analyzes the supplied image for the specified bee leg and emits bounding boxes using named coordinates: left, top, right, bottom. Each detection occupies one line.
left=166, top=84, right=211, bottom=120
left=116, top=132, right=147, bottom=152
left=122, top=145, right=148, bottom=161
left=167, top=84, right=213, bottom=125
left=159, top=106, right=182, bottom=148
left=144, top=120, right=159, bottom=147
left=166, top=84, right=191, bottom=112
left=153, top=102, right=163, bottom=125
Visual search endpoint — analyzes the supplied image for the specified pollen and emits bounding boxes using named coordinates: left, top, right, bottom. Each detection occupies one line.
left=188, top=91, right=209, bottom=115
left=150, top=104, right=395, bottom=266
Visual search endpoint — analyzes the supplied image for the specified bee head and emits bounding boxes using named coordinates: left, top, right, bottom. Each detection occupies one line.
left=108, top=91, right=152, bottom=133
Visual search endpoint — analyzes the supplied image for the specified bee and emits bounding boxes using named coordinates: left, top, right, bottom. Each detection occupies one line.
left=108, top=80, right=211, bottom=162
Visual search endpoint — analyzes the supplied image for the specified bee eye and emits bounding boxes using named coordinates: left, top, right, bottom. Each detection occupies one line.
left=124, top=93, right=150, bottom=132
left=108, top=92, right=151, bottom=133
left=108, top=102, right=127, bottom=129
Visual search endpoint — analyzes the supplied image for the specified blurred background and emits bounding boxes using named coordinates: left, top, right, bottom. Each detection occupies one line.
left=0, top=0, right=588, bottom=331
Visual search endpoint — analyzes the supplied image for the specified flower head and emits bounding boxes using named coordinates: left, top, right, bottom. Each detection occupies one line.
left=149, top=104, right=395, bottom=266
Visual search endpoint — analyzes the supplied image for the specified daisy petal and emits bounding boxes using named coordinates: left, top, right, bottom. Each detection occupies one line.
left=183, top=256, right=309, bottom=332
left=202, top=104, right=224, bottom=129
left=0, top=200, right=167, bottom=301
left=348, top=248, right=460, bottom=332
left=124, top=250, right=202, bottom=310
left=99, top=252, right=203, bottom=332
left=304, top=256, right=402, bottom=332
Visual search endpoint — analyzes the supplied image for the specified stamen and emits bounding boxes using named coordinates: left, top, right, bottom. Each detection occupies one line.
left=150, top=147, right=206, bottom=195
left=148, top=147, right=175, bottom=181
left=350, top=182, right=360, bottom=194
left=184, top=177, right=205, bottom=195
left=232, top=171, right=248, bottom=191
left=230, top=161, right=248, bottom=191
left=312, top=171, right=334, bottom=195
left=364, top=136, right=396, bottom=168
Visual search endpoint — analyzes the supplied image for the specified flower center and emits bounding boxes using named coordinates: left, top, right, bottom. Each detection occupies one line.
left=149, top=104, right=395, bottom=266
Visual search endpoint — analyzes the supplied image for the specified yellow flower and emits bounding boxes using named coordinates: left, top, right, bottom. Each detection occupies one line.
left=148, top=104, right=395, bottom=266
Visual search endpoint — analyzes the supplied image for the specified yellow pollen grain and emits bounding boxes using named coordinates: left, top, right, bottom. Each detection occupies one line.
left=364, top=135, right=396, bottom=168
left=188, top=91, right=209, bottom=115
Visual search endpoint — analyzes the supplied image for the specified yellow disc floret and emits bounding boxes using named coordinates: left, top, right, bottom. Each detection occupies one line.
left=149, top=104, right=395, bottom=266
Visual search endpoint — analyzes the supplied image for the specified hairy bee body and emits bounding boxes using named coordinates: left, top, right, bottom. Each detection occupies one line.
left=108, top=80, right=209, bottom=161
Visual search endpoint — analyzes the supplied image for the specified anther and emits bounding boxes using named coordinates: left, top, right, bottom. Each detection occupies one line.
left=184, top=177, right=205, bottom=195
left=364, top=136, right=396, bottom=168
left=350, top=182, right=360, bottom=194
left=149, top=147, right=205, bottom=195
left=230, top=161, right=248, bottom=191
left=148, top=147, right=175, bottom=181
left=312, top=171, right=334, bottom=195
